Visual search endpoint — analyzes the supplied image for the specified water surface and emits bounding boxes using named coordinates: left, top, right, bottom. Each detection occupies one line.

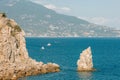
left=19, top=38, right=120, bottom=80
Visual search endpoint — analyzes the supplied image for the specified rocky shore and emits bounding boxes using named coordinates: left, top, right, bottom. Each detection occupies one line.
left=0, top=13, right=60, bottom=80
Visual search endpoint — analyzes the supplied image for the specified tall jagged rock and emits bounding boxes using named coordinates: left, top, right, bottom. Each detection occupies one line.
left=0, top=13, right=60, bottom=80
left=77, top=47, right=95, bottom=71
left=0, top=13, right=28, bottom=63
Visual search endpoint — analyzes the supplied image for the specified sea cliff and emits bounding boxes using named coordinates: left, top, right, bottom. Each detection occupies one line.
left=0, top=13, right=60, bottom=80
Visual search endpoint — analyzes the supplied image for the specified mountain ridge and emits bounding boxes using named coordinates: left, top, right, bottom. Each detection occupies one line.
left=0, top=0, right=119, bottom=37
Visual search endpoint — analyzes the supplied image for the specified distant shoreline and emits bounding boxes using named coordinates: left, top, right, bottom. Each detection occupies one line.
left=25, top=36, right=120, bottom=39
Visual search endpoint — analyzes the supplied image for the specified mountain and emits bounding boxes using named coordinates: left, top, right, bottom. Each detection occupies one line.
left=0, top=0, right=119, bottom=37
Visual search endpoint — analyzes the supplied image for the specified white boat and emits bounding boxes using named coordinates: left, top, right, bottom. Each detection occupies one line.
left=47, top=43, right=51, bottom=46
left=41, top=46, right=45, bottom=50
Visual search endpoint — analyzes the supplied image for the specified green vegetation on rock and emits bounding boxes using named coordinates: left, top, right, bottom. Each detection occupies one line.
left=0, top=12, right=6, bottom=17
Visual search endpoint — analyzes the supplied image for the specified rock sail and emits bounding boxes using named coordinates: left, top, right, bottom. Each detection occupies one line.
left=0, top=13, right=60, bottom=79
left=77, top=47, right=95, bottom=71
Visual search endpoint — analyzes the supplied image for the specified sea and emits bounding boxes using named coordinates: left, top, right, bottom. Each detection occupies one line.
left=19, top=38, right=120, bottom=80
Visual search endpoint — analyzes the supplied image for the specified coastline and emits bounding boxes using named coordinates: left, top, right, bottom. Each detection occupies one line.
left=0, top=13, right=60, bottom=79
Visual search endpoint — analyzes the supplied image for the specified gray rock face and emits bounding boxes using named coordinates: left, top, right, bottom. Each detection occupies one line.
left=77, top=47, right=95, bottom=71
left=0, top=13, right=60, bottom=79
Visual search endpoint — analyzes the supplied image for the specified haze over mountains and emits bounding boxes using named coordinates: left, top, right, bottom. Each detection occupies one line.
left=0, top=0, right=119, bottom=37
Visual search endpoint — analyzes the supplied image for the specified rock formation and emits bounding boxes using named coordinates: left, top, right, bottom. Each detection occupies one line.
left=77, top=47, right=95, bottom=71
left=0, top=13, right=60, bottom=80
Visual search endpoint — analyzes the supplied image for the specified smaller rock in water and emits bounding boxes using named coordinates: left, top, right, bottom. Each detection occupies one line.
left=77, top=47, right=95, bottom=71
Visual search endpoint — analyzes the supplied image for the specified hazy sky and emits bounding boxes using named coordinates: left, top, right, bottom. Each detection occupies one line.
left=31, top=0, right=120, bottom=29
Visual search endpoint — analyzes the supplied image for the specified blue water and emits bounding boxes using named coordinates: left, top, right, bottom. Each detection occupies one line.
left=19, top=38, right=120, bottom=80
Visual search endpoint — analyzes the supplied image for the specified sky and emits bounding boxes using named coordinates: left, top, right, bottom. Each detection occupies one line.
left=30, top=0, right=120, bottom=29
